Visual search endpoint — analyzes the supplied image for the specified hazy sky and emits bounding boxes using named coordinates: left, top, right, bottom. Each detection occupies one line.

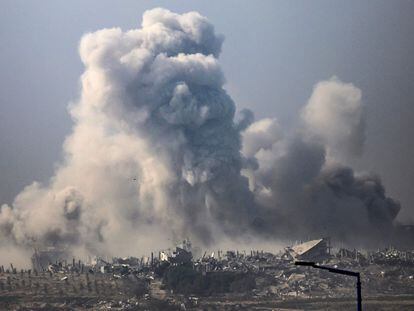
left=1, top=0, right=413, bottom=220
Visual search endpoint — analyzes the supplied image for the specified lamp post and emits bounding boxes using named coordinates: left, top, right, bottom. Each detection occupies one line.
left=295, top=261, right=362, bottom=311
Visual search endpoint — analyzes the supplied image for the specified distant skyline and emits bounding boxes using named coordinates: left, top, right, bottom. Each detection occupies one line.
left=1, top=0, right=413, bottom=221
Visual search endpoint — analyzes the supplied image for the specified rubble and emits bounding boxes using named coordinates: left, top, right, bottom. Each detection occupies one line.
left=1, top=239, right=414, bottom=310
left=284, top=238, right=331, bottom=261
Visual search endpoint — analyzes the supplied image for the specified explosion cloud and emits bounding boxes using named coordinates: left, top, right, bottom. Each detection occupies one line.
left=0, top=8, right=401, bottom=259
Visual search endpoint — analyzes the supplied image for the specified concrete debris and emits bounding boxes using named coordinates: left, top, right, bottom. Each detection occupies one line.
left=284, top=238, right=331, bottom=261
left=1, top=239, right=414, bottom=310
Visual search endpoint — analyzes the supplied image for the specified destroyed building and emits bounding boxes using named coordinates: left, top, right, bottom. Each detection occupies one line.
left=284, top=238, right=330, bottom=261
left=2, top=237, right=412, bottom=310
left=31, top=247, right=68, bottom=271
left=169, top=247, right=192, bottom=265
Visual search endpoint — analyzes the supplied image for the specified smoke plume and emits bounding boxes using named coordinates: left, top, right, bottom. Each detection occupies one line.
left=0, top=8, right=402, bottom=259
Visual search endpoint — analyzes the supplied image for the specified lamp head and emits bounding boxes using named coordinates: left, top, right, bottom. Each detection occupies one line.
left=294, top=261, right=316, bottom=267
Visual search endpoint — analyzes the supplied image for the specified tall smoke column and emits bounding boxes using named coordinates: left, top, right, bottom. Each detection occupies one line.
left=0, top=9, right=403, bottom=261
left=0, top=8, right=255, bottom=257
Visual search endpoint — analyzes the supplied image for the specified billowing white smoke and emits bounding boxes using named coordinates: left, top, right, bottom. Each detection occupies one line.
left=0, top=8, right=401, bottom=260
left=301, top=77, right=365, bottom=160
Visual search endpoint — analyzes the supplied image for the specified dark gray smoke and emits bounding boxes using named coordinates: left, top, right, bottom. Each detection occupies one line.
left=0, top=9, right=403, bottom=261
left=243, top=78, right=400, bottom=246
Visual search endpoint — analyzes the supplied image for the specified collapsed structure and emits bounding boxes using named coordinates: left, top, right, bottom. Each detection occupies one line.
left=284, top=238, right=331, bottom=261
left=31, top=247, right=67, bottom=272
left=1, top=238, right=414, bottom=310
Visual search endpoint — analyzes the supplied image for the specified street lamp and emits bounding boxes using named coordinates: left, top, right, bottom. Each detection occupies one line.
left=295, top=261, right=362, bottom=311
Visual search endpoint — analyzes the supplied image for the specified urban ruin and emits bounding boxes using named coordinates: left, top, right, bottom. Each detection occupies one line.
left=1, top=5, right=413, bottom=311
left=1, top=237, right=414, bottom=310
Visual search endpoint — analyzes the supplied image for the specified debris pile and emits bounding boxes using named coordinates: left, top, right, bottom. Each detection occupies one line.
left=1, top=239, right=414, bottom=310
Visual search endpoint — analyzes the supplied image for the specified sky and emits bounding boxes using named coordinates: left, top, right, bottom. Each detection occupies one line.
left=0, top=0, right=413, bottom=221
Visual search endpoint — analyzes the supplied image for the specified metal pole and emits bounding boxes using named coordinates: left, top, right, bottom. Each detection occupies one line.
left=357, top=274, right=362, bottom=311
left=295, top=261, right=362, bottom=311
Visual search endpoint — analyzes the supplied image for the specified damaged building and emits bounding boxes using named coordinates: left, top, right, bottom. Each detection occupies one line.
left=1, top=237, right=413, bottom=310
left=284, top=238, right=331, bottom=262
left=31, top=247, right=68, bottom=271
